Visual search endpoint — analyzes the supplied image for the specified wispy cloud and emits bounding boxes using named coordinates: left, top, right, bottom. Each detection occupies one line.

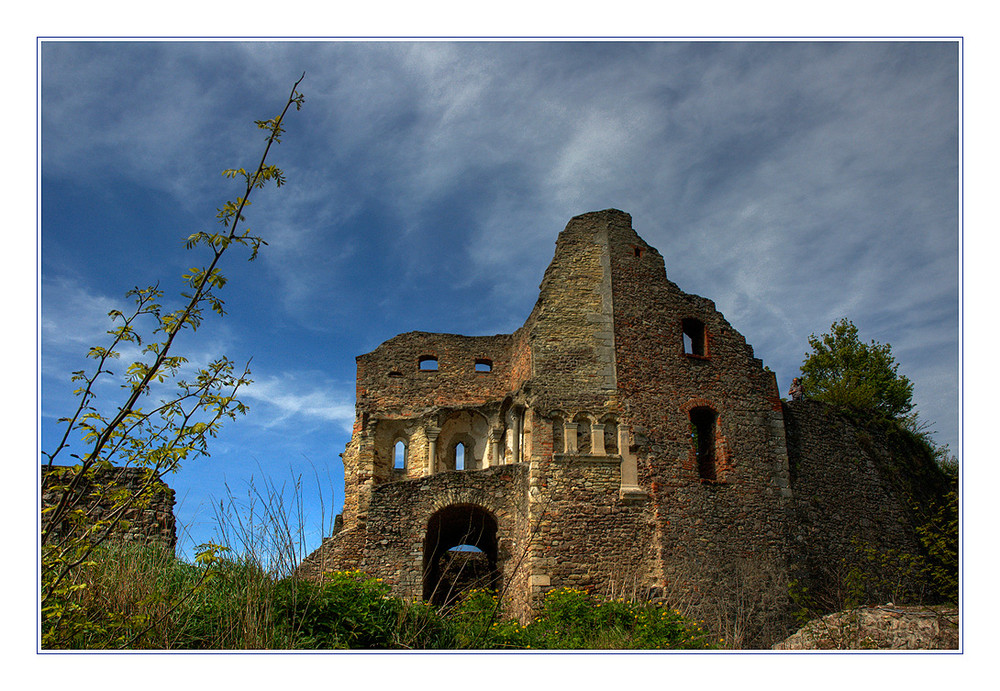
left=238, top=372, right=355, bottom=433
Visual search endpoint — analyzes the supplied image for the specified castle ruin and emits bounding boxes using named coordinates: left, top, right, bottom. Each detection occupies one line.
left=299, top=209, right=940, bottom=624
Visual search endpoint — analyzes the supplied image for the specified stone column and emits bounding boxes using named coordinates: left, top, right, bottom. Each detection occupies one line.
left=507, top=409, right=522, bottom=464
left=488, top=429, right=501, bottom=467
left=564, top=422, right=578, bottom=454
left=426, top=426, right=441, bottom=475
left=591, top=423, right=606, bottom=455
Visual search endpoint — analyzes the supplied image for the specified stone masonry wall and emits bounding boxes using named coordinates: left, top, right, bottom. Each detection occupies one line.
left=526, top=449, right=653, bottom=610
left=782, top=399, right=945, bottom=598
left=519, top=212, right=619, bottom=416
left=356, top=331, right=522, bottom=417
left=41, top=466, right=177, bottom=549
left=604, top=210, right=791, bottom=588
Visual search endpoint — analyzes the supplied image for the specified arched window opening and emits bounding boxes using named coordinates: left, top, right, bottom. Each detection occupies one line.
left=475, top=358, right=493, bottom=373
left=682, top=318, right=707, bottom=357
left=419, top=355, right=439, bottom=371
left=690, top=407, right=718, bottom=481
left=454, top=442, right=466, bottom=471
left=634, top=246, right=643, bottom=258
left=394, top=440, right=407, bottom=470
left=552, top=416, right=565, bottom=455
left=602, top=418, right=619, bottom=455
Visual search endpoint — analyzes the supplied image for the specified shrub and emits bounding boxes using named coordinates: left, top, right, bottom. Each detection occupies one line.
left=273, top=570, right=401, bottom=648
left=449, top=586, right=719, bottom=651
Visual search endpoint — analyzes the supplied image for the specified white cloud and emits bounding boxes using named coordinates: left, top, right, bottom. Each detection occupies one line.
left=238, top=372, right=355, bottom=433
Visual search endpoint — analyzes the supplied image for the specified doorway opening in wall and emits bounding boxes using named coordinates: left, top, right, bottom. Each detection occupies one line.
left=690, top=407, right=717, bottom=481
left=423, top=504, right=499, bottom=608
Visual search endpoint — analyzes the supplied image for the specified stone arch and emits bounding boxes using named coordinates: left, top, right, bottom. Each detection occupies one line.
left=422, top=503, right=500, bottom=607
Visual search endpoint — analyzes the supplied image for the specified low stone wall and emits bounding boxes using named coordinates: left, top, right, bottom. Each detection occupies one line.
left=773, top=605, right=959, bottom=650
left=41, top=466, right=176, bottom=549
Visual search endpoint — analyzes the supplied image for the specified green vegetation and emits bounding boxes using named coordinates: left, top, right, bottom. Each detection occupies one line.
left=451, top=586, right=719, bottom=650
left=43, top=546, right=720, bottom=651
left=796, top=317, right=958, bottom=612
left=800, top=318, right=914, bottom=418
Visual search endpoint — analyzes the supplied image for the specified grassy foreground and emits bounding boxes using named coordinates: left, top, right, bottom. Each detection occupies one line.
left=41, top=543, right=720, bottom=651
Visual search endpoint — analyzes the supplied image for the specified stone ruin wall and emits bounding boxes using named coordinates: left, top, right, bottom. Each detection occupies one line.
left=603, top=211, right=792, bottom=593
left=41, top=466, right=177, bottom=549
left=782, top=399, right=941, bottom=598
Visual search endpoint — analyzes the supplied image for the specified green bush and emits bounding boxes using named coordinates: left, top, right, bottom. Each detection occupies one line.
left=528, top=587, right=719, bottom=650
left=447, top=586, right=719, bottom=650
left=273, top=570, right=402, bottom=648
left=447, top=588, right=531, bottom=649
left=915, top=489, right=959, bottom=603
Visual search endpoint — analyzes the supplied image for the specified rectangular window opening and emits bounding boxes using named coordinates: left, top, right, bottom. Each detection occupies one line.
left=682, top=318, right=707, bottom=357
left=419, top=356, right=439, bottom=371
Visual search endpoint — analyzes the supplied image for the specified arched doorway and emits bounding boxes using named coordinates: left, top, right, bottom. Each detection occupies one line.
left=422, top=504, right=500, bottom=607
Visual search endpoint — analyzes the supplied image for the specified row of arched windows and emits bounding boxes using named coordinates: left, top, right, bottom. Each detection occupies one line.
left=393, top=439, right=469, bottom=471
left=389, top=405, right=722, bottom=482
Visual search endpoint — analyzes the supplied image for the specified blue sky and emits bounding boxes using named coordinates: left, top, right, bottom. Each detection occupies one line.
left=39, top=40, right=960, bottom=562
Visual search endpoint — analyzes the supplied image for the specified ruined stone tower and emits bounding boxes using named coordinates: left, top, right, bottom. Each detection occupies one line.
left=298, top=208, right=799, bottom=617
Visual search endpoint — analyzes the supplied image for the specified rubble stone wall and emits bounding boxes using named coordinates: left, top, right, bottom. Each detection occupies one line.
left=41, top=466, right=176, bottom=549
left=782, top=399, right=943, bottom=595
left=605, top=210, right=791, bottom=587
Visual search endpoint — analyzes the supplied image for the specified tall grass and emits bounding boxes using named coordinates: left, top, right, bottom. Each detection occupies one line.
left=42, top=469, right=721, bottom=650
left=47, top=548, right=718, bottom=650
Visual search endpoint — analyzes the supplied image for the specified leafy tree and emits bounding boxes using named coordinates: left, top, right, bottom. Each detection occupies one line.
left=799, top=318, right=914, bottom=418
left=41, top=76, right=305, bottom=648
